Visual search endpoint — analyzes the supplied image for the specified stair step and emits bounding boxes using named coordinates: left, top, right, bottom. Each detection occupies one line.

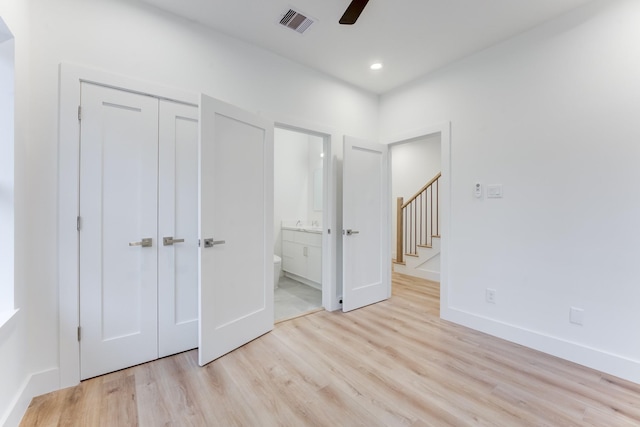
left=393, top=259, right=406, bottom=266
left=417, top=244, right=432, bottom=249
left=405, top=253, right=419, bottom=258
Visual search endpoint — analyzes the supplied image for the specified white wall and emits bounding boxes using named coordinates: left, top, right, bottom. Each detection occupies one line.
left=380, top=0, right=640, bottom=382
left=306, top=136, right=324, bottom=226
left=2, top=0, right=378, bottom=423
left=391, top=135, right=441, bottom=259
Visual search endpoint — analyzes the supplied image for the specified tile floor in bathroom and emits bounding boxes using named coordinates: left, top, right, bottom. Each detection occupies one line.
left=274, top=276, right=322, bottom=321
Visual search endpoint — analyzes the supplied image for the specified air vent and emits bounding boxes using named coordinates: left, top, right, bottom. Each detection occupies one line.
left=279, top=8, right=314, bottom=34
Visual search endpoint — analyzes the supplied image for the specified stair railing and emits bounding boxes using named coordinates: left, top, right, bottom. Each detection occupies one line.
left=396, top=172, right=441, bottom=264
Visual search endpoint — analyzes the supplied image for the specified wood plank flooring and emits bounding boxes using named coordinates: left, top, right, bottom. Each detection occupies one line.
left=21, top=273, right=640, bottom=426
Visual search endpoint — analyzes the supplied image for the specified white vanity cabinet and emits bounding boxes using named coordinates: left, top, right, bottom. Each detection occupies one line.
left=282, top=228, right=322, bottom=287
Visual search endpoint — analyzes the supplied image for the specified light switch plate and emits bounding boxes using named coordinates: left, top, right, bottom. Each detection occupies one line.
left=487, top=184, right=503, bottom=198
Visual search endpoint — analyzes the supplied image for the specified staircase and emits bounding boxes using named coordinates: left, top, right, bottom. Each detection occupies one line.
left=393, top=173, right=441, bottom=282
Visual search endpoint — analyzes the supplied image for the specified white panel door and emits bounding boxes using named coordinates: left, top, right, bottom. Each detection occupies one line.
left=198, top=94, right=274, bottom=366
left=79, top=83, right=159, bottom=379
left=158, top=100, right=199, bottom=358
left=342, top=136, right=390, bottom=312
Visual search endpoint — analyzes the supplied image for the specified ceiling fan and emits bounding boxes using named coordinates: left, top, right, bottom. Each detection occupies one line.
left=339, top=0, right=370, bottom=25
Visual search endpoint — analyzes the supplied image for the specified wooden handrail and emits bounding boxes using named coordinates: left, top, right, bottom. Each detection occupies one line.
left=401, top=172, right=441, bottom=210
left=396, top=172, right=441, bottom=262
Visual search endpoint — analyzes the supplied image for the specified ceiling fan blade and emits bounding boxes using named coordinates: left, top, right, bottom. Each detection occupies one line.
left=339, top=0, right=370, bottom=25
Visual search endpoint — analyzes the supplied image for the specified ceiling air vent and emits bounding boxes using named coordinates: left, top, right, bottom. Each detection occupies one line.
left=279, top=8, right=314, bottom=34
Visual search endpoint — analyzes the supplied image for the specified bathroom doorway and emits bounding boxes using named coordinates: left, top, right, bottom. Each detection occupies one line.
left=273, top=127, right=325, bottom=321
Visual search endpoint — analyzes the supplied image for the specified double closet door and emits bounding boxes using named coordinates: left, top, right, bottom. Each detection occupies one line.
left=79, top=83, right=199, bottom=380
left=78, top=82, right=275, bottom=380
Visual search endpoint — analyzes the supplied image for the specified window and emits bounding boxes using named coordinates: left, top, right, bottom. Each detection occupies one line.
left=0, top=17, right=15, bottom=315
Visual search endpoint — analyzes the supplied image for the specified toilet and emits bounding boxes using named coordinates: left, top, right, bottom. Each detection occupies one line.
left=273, top=255, right=281, bottom=289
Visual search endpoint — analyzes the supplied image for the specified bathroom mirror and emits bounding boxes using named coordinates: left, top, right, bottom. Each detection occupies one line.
left=313, top=168, right=322, bottom=211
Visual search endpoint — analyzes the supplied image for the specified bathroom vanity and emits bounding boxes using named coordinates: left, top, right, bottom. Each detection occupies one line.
left=281, top=226, right=322, bottom=289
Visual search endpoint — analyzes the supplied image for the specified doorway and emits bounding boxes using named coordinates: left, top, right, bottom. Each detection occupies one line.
left=390, top=133, right=442, bottom=282
left=273, top=127, right=325, bottom=320
left=386, top=123, right=450, bottom=312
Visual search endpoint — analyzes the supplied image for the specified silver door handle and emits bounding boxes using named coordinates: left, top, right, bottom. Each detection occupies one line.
left=346, top=229, right=359, bottom=236
left=204, top=238, right=226, bottom=248
left=163, top=236, right=185, bottom=246
left=129, top=237, right=153, bottom=247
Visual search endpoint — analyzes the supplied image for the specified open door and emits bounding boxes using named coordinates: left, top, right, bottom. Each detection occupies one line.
left=342, top=136, right=390, bottom=312
left=198, top=94, right=274, bottom=366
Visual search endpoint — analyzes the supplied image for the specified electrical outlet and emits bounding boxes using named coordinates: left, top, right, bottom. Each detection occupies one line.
left=486, top=288, right=497, bottom=304
left=570, top=307, right=584, bottom=325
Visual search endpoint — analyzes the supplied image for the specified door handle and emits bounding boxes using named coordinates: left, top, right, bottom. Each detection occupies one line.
left=204, top=238, right=226, bottom=248
left=345, top=229, right=359, bottom=236
left=163, top=236, right=185, bottom=246
left=129, top=237, right=153, bottom=247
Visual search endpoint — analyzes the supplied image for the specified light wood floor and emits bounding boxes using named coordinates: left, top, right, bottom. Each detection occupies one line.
left=21, top=273, right=640, bottom=426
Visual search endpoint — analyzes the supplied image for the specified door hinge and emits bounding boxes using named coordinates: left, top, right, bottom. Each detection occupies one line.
left=78, top=106, right=82, bottom=121
left=77, top=216, right=81, bottom=231
left=77, top=326, right=81, bottom=341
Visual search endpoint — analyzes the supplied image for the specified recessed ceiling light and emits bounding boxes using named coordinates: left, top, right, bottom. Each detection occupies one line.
left=370, top=62, right=383, bottom=71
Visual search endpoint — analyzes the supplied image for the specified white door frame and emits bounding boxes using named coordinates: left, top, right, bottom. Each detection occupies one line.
left=273, top=119, right=340, bottom=311
left=58, top=63, right=198, bottom=388
left=384, top=122, right=451, bottom=313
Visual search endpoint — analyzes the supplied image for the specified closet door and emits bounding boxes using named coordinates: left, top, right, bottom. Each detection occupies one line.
left=79, top=83, right=159, bottom=379
left=158, top=100, right=199, bottom=357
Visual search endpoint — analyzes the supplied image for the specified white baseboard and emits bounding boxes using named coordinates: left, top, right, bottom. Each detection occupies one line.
left=393, top=263, right=440, bottom=282
left=1, top=368, right=59, bottom=427
left=441, top=306, right=640, bottom=384
left=414, top=268, right=440, bottom=282
left=282, top=272, right=322, bottom=290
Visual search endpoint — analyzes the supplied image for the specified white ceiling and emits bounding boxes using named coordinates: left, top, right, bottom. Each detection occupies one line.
left=138, top=0, right=594, bottom=94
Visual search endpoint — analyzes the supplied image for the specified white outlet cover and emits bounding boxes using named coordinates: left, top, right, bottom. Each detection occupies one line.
left=486, top=288, right=496, bottom=303
left=570, top=307, right=584, bottom=325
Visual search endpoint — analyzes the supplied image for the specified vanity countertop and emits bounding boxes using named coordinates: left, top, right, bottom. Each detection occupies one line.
left=281, top=226, right=322, bottom=234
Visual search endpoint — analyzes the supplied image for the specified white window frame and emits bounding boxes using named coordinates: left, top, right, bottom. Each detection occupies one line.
left=0, top=17, right=16, bottom=324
